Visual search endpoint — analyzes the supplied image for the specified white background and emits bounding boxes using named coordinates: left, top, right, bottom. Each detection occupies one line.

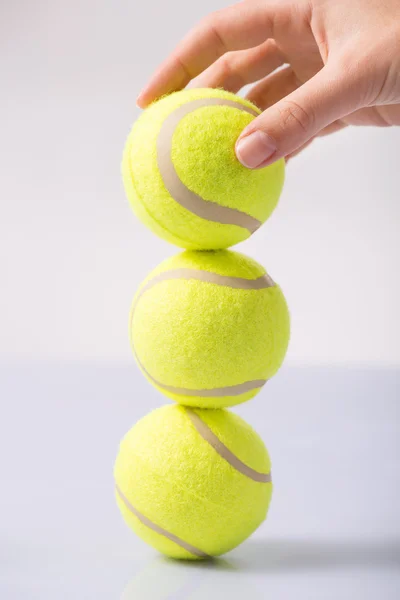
left=1, top=2, right=400, bottom=599
left=1, top=0, right=399, bottom=367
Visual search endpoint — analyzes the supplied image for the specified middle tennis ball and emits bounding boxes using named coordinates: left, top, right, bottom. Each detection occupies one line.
left=130, top=250, right=290, bottom=408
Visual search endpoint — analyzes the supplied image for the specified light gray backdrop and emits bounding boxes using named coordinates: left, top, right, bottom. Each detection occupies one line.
left=1, top=0, right=399, bottom=366
left=1, top=1, right=399, bottom=599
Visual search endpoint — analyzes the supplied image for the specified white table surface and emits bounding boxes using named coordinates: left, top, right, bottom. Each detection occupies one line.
left=1, top=364, right=399, bottom=599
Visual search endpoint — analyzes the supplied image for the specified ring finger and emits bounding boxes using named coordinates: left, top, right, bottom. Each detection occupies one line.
left=191, top=40, right=286, bottom=94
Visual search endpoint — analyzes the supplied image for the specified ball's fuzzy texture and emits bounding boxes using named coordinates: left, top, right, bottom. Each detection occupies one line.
left=122, top=88, right=285, bottom=250
left=130, top=250, right=290, bottom=408
left=114, top=404, right=273, bottom=560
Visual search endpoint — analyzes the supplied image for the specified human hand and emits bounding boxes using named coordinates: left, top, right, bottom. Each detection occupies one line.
left=137, top=0, right=400, bottom=167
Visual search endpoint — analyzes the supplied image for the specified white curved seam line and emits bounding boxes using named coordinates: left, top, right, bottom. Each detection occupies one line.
left=185, top=408, right=272, bottom=484
left=157, top=97, right=262, bottom=233
left=116, top=484, right=210, bottom=558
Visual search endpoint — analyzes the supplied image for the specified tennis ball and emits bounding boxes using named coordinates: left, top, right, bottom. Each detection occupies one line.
left=130, top=249, right=290, bottom=409
left=122, top=88, right=285, bottom=250
left=114, top=404, right=272, bottom=560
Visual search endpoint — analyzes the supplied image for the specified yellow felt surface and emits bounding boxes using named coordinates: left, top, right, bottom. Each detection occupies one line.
left=173, top=105, right=284, bottom=221
left=114, top=405, right=272, bottom=559
left=122, top=88, right=285, bottom=250
left=131, top=250, right=290, bottom=408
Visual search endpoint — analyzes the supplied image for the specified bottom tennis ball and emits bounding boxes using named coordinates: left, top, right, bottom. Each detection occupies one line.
left=114, top=404, right=272, bottom=560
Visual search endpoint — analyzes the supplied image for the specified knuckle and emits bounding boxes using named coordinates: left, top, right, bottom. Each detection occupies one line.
left=201, top=12, right=227, bottom=53
left=260, top=38, right=278, bottom=56
left=198, top=13, right=216, bottom=37
left=200, top=12, right=215, bottom=29
left=216, top=53, right=246, bottom=89
left=173, top=55, right=193, bottom=80
left=277, top=99, right=314, bottom=134
left=219, top=54, right=232, bottom=76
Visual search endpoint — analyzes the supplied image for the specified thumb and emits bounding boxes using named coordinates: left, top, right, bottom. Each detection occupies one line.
left=236, top=65, right=360, bottom=168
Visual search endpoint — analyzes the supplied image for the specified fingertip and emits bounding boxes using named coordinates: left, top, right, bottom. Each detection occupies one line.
left=136, top=74, right=164, bottom=109
left=136, top=84, right=156, bottom=108
left=136, top=93, right=149, bottom=109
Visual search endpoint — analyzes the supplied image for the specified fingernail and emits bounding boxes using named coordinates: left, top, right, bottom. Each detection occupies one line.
left=236, top=131, right=277, bottom=168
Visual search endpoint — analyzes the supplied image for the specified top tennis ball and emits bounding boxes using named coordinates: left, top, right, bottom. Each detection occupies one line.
left=122, top=88, right=285, bottom=250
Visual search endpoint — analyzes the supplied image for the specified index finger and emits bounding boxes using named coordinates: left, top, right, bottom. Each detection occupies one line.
left=137, top=0, right=277, bottom=107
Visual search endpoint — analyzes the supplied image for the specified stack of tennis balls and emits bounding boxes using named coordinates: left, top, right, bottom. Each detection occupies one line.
left=115, top=88, right=290, bottom=560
